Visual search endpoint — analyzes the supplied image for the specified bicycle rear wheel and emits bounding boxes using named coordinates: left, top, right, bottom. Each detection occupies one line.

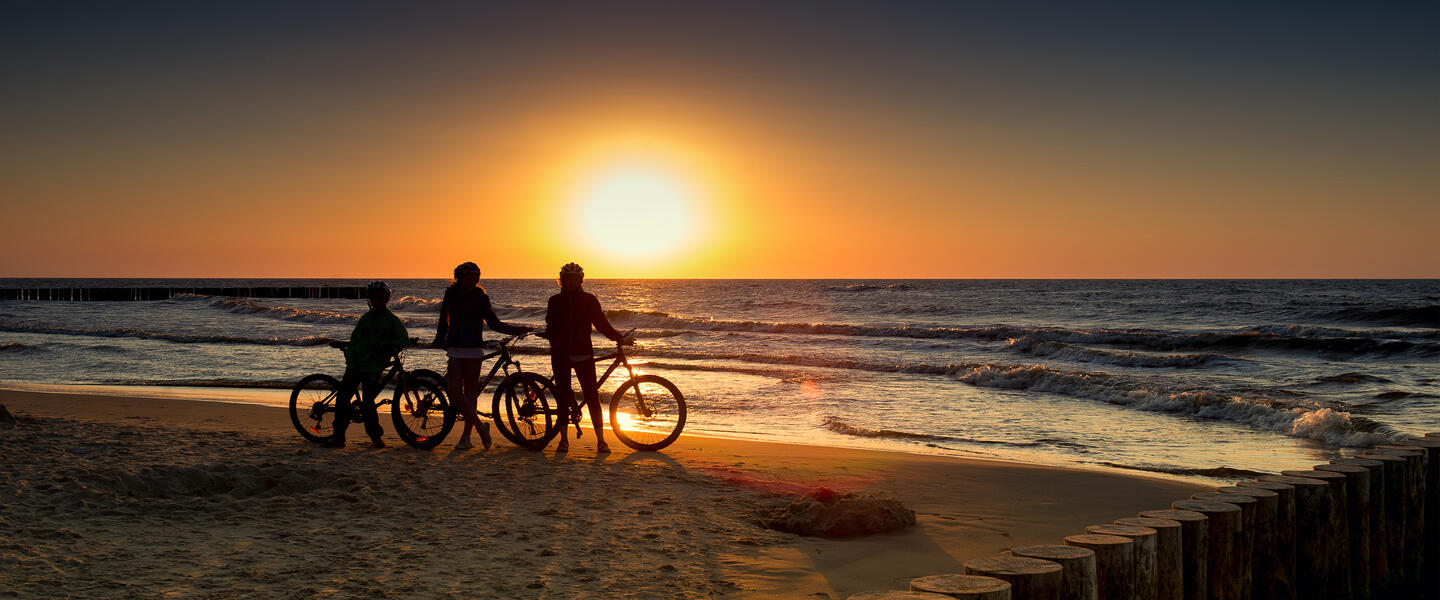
left=609, top=375, right=686, bottom=451
left=392, top=375, right=453, bottom=450
left=492, top=372, right=560, bottom=450
left=290, top=374, right=341, bottom=443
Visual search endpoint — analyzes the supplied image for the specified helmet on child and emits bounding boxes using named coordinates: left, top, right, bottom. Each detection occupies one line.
left=366, top=281, right=392, bottom=295
left=559, top=262, right=585, bottom=277
left=453, top=262, right=481, bottom=278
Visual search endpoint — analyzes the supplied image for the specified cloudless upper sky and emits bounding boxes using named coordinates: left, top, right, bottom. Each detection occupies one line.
left=2, top=1, right=1436, bottom=278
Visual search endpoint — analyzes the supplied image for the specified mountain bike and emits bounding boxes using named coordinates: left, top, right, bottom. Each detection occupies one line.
left=500, top=331, right=686, bottom=451
left=289, top=338, right=452, bottom=449
left=439, top=333, right=560, bottom=448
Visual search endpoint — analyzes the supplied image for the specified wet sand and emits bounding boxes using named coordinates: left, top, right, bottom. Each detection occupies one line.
left=0, top=389, right=1205, bottom=598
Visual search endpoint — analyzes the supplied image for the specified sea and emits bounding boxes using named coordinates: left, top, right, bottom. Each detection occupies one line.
left=1, top=278, right=1436, bottom=483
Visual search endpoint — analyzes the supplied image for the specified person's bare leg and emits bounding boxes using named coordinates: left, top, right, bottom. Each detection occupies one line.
left=466, top=359, right=491, bottom=448
left=450, top=357, right=480, bottom=449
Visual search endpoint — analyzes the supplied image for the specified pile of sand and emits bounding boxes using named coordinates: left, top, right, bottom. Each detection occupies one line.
left=760, top=487, right=916, bottom=538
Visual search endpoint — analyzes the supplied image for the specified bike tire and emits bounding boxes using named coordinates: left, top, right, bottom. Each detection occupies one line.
left=609, top=375, right=686, bottom=451
left=492, top=372, right=560, bottom=450
left=290, top=373, right=342, bottom=443
left=391, top=375, right=454, bottom=450
left=411, top=368, right=447, bottom=392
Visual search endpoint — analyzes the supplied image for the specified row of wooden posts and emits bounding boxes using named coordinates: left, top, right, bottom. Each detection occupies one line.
left=0, top=287, right=371, bottom=301
left=851, top=433, right=1440, bottom=600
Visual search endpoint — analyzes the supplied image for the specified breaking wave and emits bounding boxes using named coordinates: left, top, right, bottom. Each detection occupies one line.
left=826, top=283, right=916, bottom=292
left=1314, top=304, right=1438, bottom=328
left=1006, top=337, right=1226, bottom=368
left=950, top=364, right=1401, bottom=447
left=202, top=297, right=442, bottom=328
left=1093, top=462, right=1271, bottom=479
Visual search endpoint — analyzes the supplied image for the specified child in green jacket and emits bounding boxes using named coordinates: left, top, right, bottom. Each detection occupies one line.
left=326, top=281, right=410, bottom=448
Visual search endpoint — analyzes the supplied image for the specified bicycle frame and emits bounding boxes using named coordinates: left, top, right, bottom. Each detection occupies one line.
left=449, top=335, right=528, bottom=417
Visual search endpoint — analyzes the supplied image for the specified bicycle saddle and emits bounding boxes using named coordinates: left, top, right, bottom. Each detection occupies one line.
left=329, top=341, right=350, bottom=350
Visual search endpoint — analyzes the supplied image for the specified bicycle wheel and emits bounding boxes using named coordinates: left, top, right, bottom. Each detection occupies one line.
left=609, top=375, right=686, bottom=451
left=492, top=372, right=560, bottom=450
left=392, top=375, right=453, bottom=450
left=410, top=368, right=447, bottom=393
left=290, top=374, right=341, bottom=443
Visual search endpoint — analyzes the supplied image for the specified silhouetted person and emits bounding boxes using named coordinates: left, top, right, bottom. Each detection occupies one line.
left=326, top=281, right=408, bottom=448
left=544, top=262, right=632, bottom=453
left=434, top=261, right=530, bottom=450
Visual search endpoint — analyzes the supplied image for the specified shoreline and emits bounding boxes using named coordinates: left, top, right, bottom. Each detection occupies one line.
left=1, top=388, right=1210, bottom=597
left=0, top=381, right=1243, bottom=487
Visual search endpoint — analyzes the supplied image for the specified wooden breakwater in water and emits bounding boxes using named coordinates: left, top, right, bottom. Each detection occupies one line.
left=852, top=432, right=1440, bottom=600
left=0, top=287, right=370, bottom=301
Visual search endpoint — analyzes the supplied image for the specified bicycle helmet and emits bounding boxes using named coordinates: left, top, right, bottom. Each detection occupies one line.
left=366, top=281, right=392, bottom=295
left=559, top=262, right=584, bottom=277
left=453, top=261, right=481, bottom=278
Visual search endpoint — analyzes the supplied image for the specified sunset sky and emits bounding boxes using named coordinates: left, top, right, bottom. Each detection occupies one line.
left=2, top=2, right=1436, bottom=278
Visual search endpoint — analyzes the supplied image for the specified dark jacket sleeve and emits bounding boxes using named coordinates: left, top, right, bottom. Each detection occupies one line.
left=481, top=294, right=528, bottom=336
left=589, top=295, right=623, bottom=341
left=433, top=290, right=450, bottom=345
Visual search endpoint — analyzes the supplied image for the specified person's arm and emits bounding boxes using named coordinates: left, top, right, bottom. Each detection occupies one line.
left=480, top=294, right=530, bottom=336
left=432, top=291, right=450, bottom=347
left=385, top=313, right=411, bottom=353
left=588, top=295, right=625, bottom=342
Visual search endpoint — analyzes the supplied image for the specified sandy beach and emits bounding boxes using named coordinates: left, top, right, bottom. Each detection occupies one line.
left=0, top=389, right=1206, bottom=598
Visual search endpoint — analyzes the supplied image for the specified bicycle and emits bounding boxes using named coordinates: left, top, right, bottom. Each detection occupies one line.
left=289, top=338, right=452, bottom=449
left=435, top=332, right=561, bottom=448
left=498, top=330, right=687, bottom=452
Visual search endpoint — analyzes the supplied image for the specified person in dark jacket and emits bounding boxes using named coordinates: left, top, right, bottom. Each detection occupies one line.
left=326, top=281, right=409, bottom=448
left=544, top=262, right=632, bottom=453
left=434, top=262, right=530, bottom=449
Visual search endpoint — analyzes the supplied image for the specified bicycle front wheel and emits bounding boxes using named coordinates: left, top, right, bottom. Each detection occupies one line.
left=290, top=374, right=341, bottom=443
left=392, top=375, right=453, bottom=450
left=492, top=372, right=560, bottom=450
left=609, top=375, right=686, bottom=451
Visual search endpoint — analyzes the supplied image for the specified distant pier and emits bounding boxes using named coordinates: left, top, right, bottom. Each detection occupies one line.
left=0, top=286, right=369, bottom=301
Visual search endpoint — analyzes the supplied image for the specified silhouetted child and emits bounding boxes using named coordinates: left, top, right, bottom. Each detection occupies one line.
left=325, top=281, right=409, bottom=448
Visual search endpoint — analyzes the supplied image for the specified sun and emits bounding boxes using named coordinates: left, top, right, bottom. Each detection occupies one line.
left=572, top=163, right=699, bottom=259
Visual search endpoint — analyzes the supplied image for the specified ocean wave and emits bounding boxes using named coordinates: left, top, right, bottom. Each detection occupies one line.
left=1, top=342, right=29, bottom=352
left=1092, top=462, right=1270, bottom=479
left=204, top=297, right=439, bottom=327
left=1006, top=337, right=1225, bottom=368
left=526, top=308, right=1440, bottom=357
left=819, top=417, right=1094, bottom=450
left=0, top=323, right=334, bottom=347
left=1314, top=304, right=1438, bottom=328
left=821, top=417, right=954, bottom=441
left=950, top=364, right=1400, bottom=447
left=1314, top=372, right=1391, bottom=384
left=103, top=379, right=297, bottom=389
left=390, top=295, right=443, bottom=312
left=826, top=283, right=916, bottom=292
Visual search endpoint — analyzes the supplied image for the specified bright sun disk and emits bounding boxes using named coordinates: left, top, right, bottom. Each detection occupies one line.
left=574, top=165, right=697, bottom=259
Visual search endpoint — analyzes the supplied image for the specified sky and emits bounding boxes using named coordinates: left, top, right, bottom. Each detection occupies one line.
left=2, top=1, right=1437, bottom=278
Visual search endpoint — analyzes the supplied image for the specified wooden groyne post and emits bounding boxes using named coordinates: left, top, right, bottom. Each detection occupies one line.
left=1258, top=475, right=1330, bottom=600
left=1085, top=525, right=1158, bottom=600
left=1314, top=462, right=1372, bottom=600
left=1063, top=534, right=1134, bottom=600
left=1171, top=498, right=1241, bottom=600
left=1330, top=456, right=1387, bottom=589
left=1217, top=486, right=1279, bottom=600
left=1113, top=517, right=1182, bottom=600
left=908, top=574, right=1013, bottom=600
left=1235, top=479, right=1297, bottom=600
left=1138, top=509, right=1207, bottom=600
left=964, top=555, right=1064, bottom=600
left=0, top=286, right=371, bottom=301
left=1008, top=545, right=1097, bottom=600
left=1190, top=492, right=1256, bottom=599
